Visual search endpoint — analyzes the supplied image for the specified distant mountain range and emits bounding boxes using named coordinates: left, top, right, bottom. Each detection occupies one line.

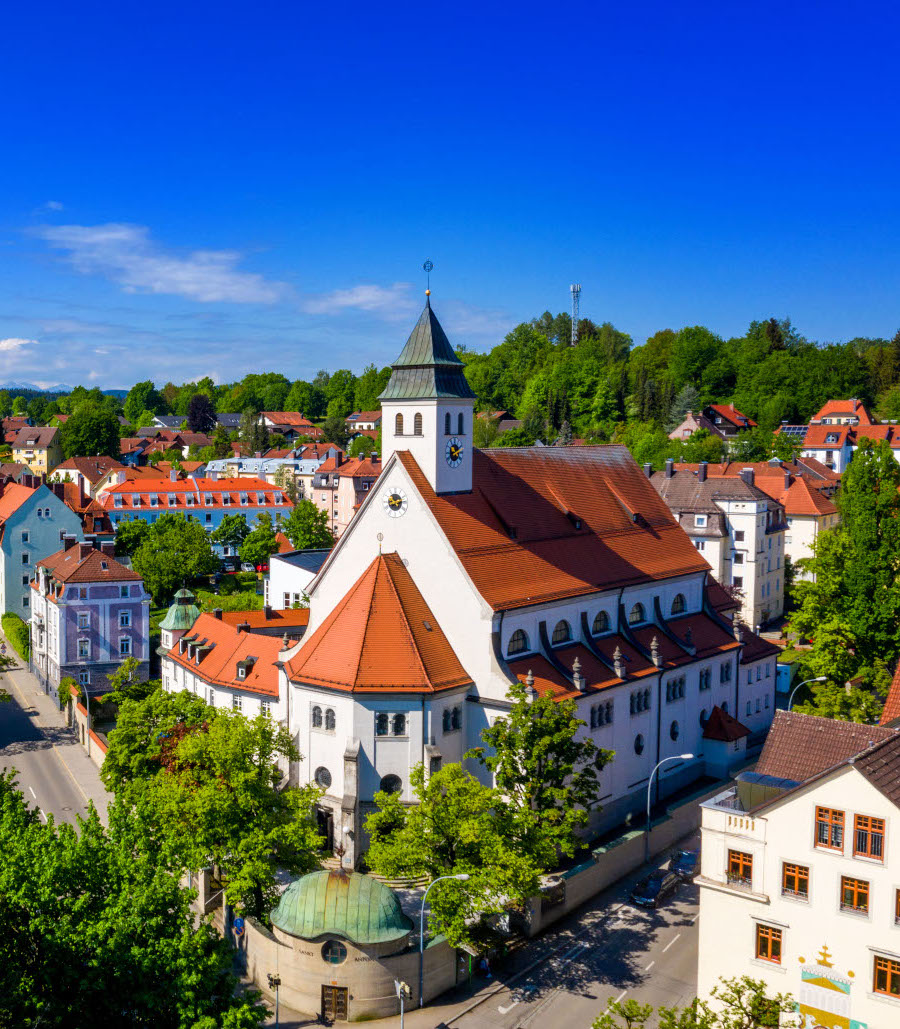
left=0, top=382, right=128, bottom=397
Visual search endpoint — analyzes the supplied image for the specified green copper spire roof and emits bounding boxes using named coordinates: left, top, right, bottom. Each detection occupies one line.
left=159, top=588, right=200, bottom=631
left=378, top=296, right=475, bottom=402
left=271, top=870, right=414, bottom=944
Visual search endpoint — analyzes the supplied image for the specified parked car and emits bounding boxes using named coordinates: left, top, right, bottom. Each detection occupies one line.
left=240, top=562, right=255, bottom=573
left=672, top=850, right=698, bottom=879
left=630, top=870, right=680, bottom=909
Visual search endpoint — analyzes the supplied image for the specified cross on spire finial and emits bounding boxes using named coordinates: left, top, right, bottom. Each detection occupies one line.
left=423, top=259, right=433, bottom=298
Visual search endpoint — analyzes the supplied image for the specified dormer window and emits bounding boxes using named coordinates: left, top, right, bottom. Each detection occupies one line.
left=150, top=495, right=159, bottom=507
left=592, top=611, right=610, bottom=635
left=826, top=433, right=839, bottom=443
left=205, top=493, right=213, bottom=506
left=695, top=515, right=707, bottom=527
left=256, top=492, right=265, bottom=505
left=507, top=628, right=529, bottom=655
left=274, top=492, right=283, bottom=504
left=114, top=497, right=123, bottom=508
left=132, top=496, right=141, bottom=507
left=240, top=493, right=249, bottom=506
left=222, top=494, right=231, bottom=506
left=167, top=494, right=177, bottom=507
left=628, top=602, right=645, bottom=625
left=551, top=620, right=571, bottom=646
left=237, top=667, right=246, bottom=680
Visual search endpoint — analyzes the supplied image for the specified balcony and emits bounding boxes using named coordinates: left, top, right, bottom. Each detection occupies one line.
left=726, top=872, right=753, bottom=891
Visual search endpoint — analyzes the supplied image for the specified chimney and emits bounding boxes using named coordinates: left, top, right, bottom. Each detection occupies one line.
left=117, top=470, right=126, bottom=485
left=572, top=656, right=586, bottom=692
left=852, top=398, right=858, bottom=413
left=643, top=462, right=652, bottom=478
left=370, top=453, right=378, bottom=463
left=665, top=458, right=675, bottom=479
left=334, top=452, right=343, bottom=467
left=63, top=534, right=78, bottom=551
left=78, top=542, right=93, bottom=560
left=237, top=621, right=250, bottom=633
left=263, top=604, right=272, bottom=620
left=698, top=461, right=708, bottom=482
left=739, top=467, right=755, bottom=486
left=169, top=469, right=178, bottom=482
left=99, top=541, right=115, bottom=557
left=784, top=470, right=791, bottom=490
left=213, top=608, right=223, bottom=619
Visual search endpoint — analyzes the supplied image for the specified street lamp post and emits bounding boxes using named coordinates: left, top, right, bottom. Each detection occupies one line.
left=787, top=676, right=827, bottom=711
left=419, top=873, right=470, bottom=1008
left=645, top=754, right=695, bottom=863
left=266, top=974, right=281, bottom=1027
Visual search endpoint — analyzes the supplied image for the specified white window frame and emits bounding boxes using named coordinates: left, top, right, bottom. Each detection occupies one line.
left=119, top=636, right=131, bottom=657
left=119, top=610, right=131, bottom=628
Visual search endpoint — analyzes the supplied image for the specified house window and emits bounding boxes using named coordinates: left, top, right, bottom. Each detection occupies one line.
left=874, top=956, right=900, bottom=997
left=695, top=515, right=707, bottom=527
left=232, top=694, right=242, bottom=712
left=261, top=700, right=272, bottom=718
left=896, top=890, right=900, bottom=926
left=815, top=806, right=844, bottom=851
left=375, top=712, right=389, bottom=736
left=634, top=733, right=645, bottom=755
left=695, top=540, right=706, bottom=551
left=670, top=720, right=680, bottom=741
left=379, top=774, right=402, bottom=794
left=21, top=552, right=29, bottom=565
left=628, top=603, right=645, bottom=625
left=21, top=575, right=28, bottom=586
left=458, top=412, right=464, bottom=435
left=782, top=862, right=809, bottom=900
left=734, top=552, right=744, bottom=565
left=22, top=596, right=29, bottom=608
left=78, top=639, right=90, bottom=659
left=734, top=530, right=745, bottom=542
left=21, top=531, right=29, bottom=543
left=321, top=940, right=347, bottom=968
left=699, top=668, right=711, bottom=690
left=551, top=620, right=571, bottom=645
left=325, top=708, right=336, bottom=731
left=840, top=876, right=869, bottom=914
left=854, top=814, right=885, bottom=860
left=507, top=629, right=529, bottom=655
left=119, top=610, right=131, bottom=628
left=592, top=611, right=610, bottom=635
left=671, top=593, right=686, bottom=615
left=119, top=637, right=131, bottom=656
left=720, top=661, right=732, bottom=683
left=445, top=412, right=451, bottom=435
left=733, top=576, right=743, bottom=589
left=755, top=924, right=782, bottom=964
left=311, top=706, right=323, bottom=729
left=727, top=849, right=752, bottom=888
left=168, top=494, right=176, bottom=507
left=413, top=412, right=423, bottom=436
left=315, top=766, right=332, bottom=789
left=392, top=713, right=407, bottom=736
left=78, top=612, right=89, bottom=630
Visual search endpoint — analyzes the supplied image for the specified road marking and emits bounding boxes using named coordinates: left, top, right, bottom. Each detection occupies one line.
left=39, top=808, right=47, bottom=822
left=498, top=999, right=520, bottom=1014
left=613, top=990, right=627, bottom=1004
left=691, top=913, right=699, bottom=924
left=644, top=960, right=655, bottom=971
left=662, top=933, right=681, bottom=953
left=28, top=786, right=36, bottom=799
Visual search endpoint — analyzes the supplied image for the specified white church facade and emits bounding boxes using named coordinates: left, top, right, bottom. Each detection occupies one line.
left=163, top=295, right=780, bottom=865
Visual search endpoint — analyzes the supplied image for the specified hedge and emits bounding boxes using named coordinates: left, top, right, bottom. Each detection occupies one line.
left=2, top=613, right=31, bottom=662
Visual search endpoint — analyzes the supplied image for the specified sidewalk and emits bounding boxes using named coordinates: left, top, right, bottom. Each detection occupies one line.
left=0, top=631, right=110, bottom=821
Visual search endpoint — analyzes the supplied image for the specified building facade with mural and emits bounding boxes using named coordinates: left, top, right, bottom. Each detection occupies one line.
left=697, top=710, right=900, bottom=1029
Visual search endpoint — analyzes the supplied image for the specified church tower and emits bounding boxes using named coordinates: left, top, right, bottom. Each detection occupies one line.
left=379, top=293, right=475, bottom=494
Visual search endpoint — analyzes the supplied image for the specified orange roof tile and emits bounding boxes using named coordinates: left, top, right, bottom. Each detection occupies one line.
left=667, top=612, right=742, bottom=660
left=0, top=483, right=36, bottom=522
left=881, top=664, right=900, bottom=726
left=166, top=612, right=283, bottom=696
left=702, top=705, right=750, bottom=742
left=38, top=544, right=140, bottom=583
left=706, top=404, right=757, bottom=428
left=275, top=531, right=294, bottom=554
left=803, top=423, right=851, bottom=448
left=220, top=608, right=309, bottom=630
left=812, top=399, right=874, bottom=425
left=396, top=447, right=711, bottom=612
left=287, top=552, right=471, bottom=693
left=755, top=476, right=838, bottom=517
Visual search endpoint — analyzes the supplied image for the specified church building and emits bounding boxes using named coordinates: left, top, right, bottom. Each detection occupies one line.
left=273, top=294, right=780, bottom=865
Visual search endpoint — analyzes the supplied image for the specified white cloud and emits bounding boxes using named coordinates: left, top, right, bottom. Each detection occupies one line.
left=0, top=337, right=38, bottom=352
left=32, top=222, right=286, bottom=303
left=44, top=200, right=64, bottom=211
left=302, top=282, right=417, bottom=319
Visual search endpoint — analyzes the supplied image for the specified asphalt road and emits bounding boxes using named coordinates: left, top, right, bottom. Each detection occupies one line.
left=0, top=667, right=93, bottom=826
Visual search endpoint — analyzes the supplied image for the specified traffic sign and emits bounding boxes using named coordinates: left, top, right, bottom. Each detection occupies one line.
left=233, top=916, right=245, bottom=937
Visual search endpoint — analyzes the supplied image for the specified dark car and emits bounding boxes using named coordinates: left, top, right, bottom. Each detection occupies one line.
left=672, top=850, right=699, bottom=880
left=630, top=870, right=679, bottom=909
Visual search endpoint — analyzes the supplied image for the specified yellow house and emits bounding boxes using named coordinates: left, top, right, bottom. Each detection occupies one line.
left=12, top=426, right=63, bottom=476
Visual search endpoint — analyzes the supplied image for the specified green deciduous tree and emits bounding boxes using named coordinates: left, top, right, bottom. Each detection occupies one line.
left=210, top=513, right=251, bottom=551
left=0, top=771, right=266, bottom=1028
left=186, top=393, right=216, bottom=433
left=239, top=512, right=280, bottom=567
left=468, top=680, right=612, bottom=863
left=60, top=405, right=121, bottom=459
left=113, top=518, right=151, bottom=557
left=124, top=380, right=166, bottom=424
left=102, top=690, right=322, bottom=917
left=281, top=499, right=333, bottom=550
left=131, top=514, right=219, bottom=603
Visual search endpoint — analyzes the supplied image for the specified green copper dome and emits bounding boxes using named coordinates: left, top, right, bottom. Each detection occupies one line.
left=271, top=871, right=414, bottom=945
left=159, top=588, right=200, bottom=631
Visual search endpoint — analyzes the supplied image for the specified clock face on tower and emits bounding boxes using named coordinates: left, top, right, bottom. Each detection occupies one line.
left=382, top=486, right=408, bottom=518
left=445, top=437, right=464, bottom=468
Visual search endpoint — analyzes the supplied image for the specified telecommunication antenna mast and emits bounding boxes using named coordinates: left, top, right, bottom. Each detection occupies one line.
left=570, top=283, right=581, bottom=346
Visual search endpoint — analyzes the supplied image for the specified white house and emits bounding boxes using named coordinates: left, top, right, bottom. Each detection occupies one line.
left=264, top=548, right=330, bottom=610
left=697, top=711, right=900, bottom=1028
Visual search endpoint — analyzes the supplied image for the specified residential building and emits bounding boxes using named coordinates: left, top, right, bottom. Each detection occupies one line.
left=50, top=455, right=125, bottom=497
left=204, top=444, right=341, bottom=494
left=346, top=410, right=382, bottom=437
left=264, top=548, right=330, bottom=610
left=811, top=397, right=875, bottom=425
left=668, top=409, right=722, bottom=441
left=754, top=471, right=839, bottom=578
left=800, top=423, right=855, bottom=473
left=476, top=409, right=524, bottom=434
left=650, top=461, right=787, bottom=629
left=261, top=412, right=324, bottom=440
left=95, top=472, right=293, bottom=555
left=30, top=539, right=150, bottom=698
left=2, top=416, right=32, bottom=445
left=0, top=462, right=30, bottom=483
left=310, top=453, right=382, bottom=537
left=703, top=404, right=757, bottom=438
left=697, top=711, right=900, bottom=1029
left=0, top=482, right=84, bottom=616
left=12, top=425, right=63, bottom=475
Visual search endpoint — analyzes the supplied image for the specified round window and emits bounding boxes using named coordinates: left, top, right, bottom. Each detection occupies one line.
left=379, top=774, right=402, bottom=795
left=670, top=720, right=680, bottom=741
left=315, top=766, right=332, bottom=789
left=634, top=733, right=645, bottom=755
left=322, top=940, right=347, bottom=964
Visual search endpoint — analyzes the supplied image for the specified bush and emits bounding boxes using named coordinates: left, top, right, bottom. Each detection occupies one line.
left=2, top=613, right=30, bottom=662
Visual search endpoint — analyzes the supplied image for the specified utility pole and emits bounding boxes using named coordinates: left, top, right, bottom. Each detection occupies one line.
left=570, top=283, right=581, bottom=346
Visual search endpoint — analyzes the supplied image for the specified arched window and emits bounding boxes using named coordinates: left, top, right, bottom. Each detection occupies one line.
left=392, top=713, right=407, bottom=736
left=507, top=629, right=529, bottom=655
left=671, top=593, right=686, bottom=615
left=322, top=941, right=347, bottom=964
left=375, top=712, right=389, bottom=736
left=630, top=694, right=636, bottom=715
left=590, top=707, right=598, bottom=729
left=451, top=706, right=461, bottom=730
left=670, top=720, right=680, bottom=741
left=700, top=708, right=708, bottom=727
left=604, top=701, right=613, bottom=723
left=721, top=701, right=729, bottom=714
left=628, top=603, right=645, bottom=625
left=311, top=706, right=323, bottom=728
left=643, top=689, right=651, bottom=709
left=592, top=611, right=610, bottom=635
left=551, top=620, right=571, bottom=645
left=379, top=774, right=402, bottom=795
left=458, top=412, right=464, bottom=435
left=445, top=412, right=451, bottom=435
left=413, top=412, right=423, bottom=436
left=442, top=709, right=452, bottom=732
left=634, top=733, right=645, bottom=755
left=314, top=766, right=332, bottom=788
left=395, top=413, right=404, bottom=436
left=325, top=708, right=336, bottom=731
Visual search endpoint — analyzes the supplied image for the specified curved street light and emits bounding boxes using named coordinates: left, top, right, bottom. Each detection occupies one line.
left=788, top=676, right=827, bottom=711
left=419, top=873, right=470, bottom=1008
left=645, top=754, right=695, bottom=863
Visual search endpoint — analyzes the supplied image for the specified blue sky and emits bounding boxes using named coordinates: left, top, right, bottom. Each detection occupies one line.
left=1, top=1, right=898, bottom=388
